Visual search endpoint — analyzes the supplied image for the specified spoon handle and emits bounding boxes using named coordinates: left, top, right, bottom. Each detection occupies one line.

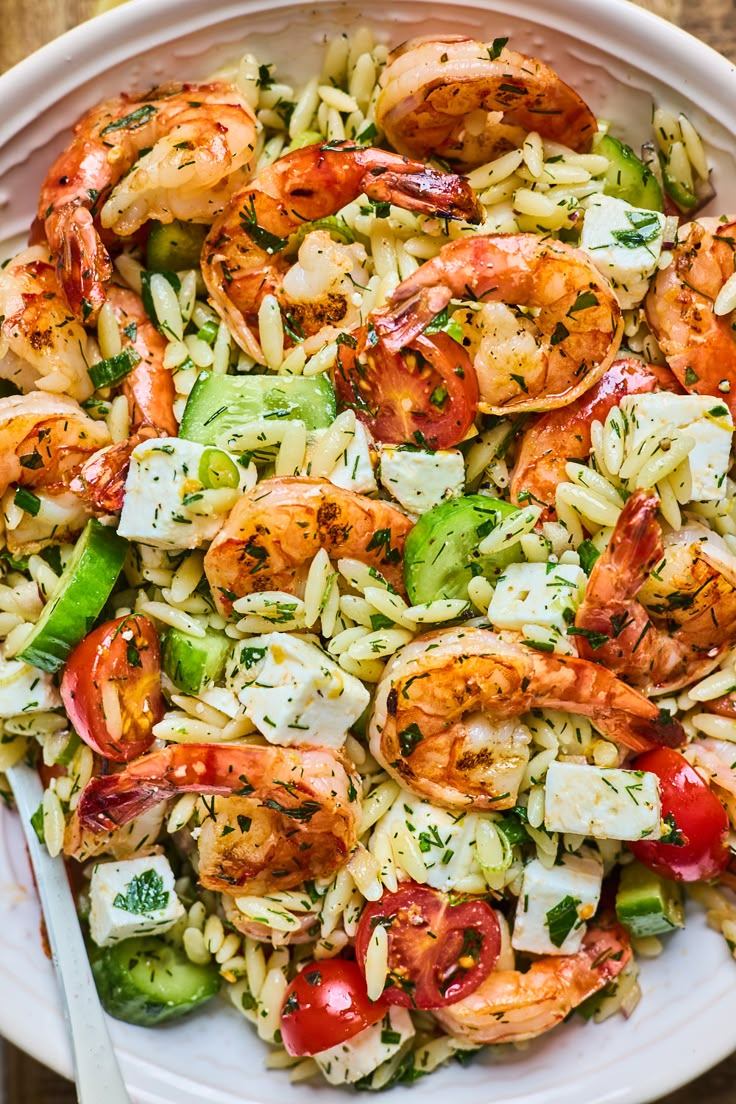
left=7, top=761, right=132, bottom=1104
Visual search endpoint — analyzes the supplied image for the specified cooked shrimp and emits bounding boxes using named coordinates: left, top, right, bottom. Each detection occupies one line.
left=369, top=626, right=684, bottom=810
left=0, top=392, right=110, bottom=498
left=574, top=490, right=736, bottom=692
left=646, top=217, right=736, bottom=416
left=375, top=235, right=623, bottom=414
left=204, top=476, right=413, bottom=616
left=201, top=140, right=483, bottom=357
left=105, top=284, right=176, bottom=435
left=69, top=425, right=160, bottom=514
left=375, top=36, right=598, bottom=168
left=39, top=81, right=257, bottom=321
left=76, top=743, right=361, bottom=896
left=510, top=357, right=679, bottom=517
left=0, top=246, right=93, bottom=401
left=433, top=919, right=631, bottom=1044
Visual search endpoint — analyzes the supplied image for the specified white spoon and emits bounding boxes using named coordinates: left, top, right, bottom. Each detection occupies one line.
left=7, top=760, right=132, bottom=1104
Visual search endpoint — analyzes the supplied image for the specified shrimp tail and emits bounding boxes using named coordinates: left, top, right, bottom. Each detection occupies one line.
left=363, top=165, right=483, bottom=224
left=373, top=286, right=452, bottom=351
left=589, top=491, right=663, bottom=602
left=46, top=206, right=112, bottom=323
left=69, top=425, right=160, bottom=513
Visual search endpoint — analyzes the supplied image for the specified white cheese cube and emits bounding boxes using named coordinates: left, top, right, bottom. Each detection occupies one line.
left=303, top=422, right=377, bottom=494
left=378, top=446, right=465, bottom=515
left=0, top=647, right=60, bottom=717
left=89, top=855, right=185, bottom=947
left=487, top=562, right=587, bottom=632
left=581, top=194, right=665, bottom=309
left=118, top=438, right=255, bottom=549
left=512, top=849, right=603, bottom=956
left=227, top=632, right=369, bottom=748
left=544, top=761, right=661, bottom=841
left=314, top=1008, right=414, bottom=1085
left=620, top=392, right=733, bottom=501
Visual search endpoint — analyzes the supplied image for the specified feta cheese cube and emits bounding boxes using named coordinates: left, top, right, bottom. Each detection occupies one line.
left=303, top=421, right=377, bottom=494
left=0, top=647, right=60, bottom=717
left=512, top=849, right=603, bottom=956
left=89, top=855, right=185, bottom=947
left=119, top=438, right=254, bottom=549
left=378, top=446, right=465, bottom=515
left=314, top=1008, right=414, bottom=1085
left=544, top=761, right=661, bottom=841
left=620, top=392, right=733, bottom=501
left=487, top=562, right=587, bottom=632
left=227, top=632, right=369, bottom=748
left=581, top=194, right=665, bottom=309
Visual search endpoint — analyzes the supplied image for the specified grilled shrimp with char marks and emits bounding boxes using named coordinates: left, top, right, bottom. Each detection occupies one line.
left=369, top=626, right=684, bottom=810
left=433, top=919, right=631, bottom=1044
left=38, top=81, right=257, bottom=321
left=375, top=35, right=598, bottom=168
left=204, top=476, right=414, bottom=616
left=374, top=234, right=623, bottom=415
left=76, top=742, right=361, bottom=896
left=201, top=140, right=483, bottom=358
left=574, top=490, right=736, bottom=692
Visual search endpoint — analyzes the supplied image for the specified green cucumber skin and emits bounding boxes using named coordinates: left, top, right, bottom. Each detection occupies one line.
left=615, top=862, right=685, bottom=938
left=146, top=220, right=208, bottom=272
left=595, top=134, right=664, bottom=212
left=162, top=626, right=231, bottom=695
left=90, top=935, right=221, bottom=1027
left=19, top=520, right=128, bottom=673
left=403, top=495, right=523, bottom=605
left=178, top=371, right=337, bottom=444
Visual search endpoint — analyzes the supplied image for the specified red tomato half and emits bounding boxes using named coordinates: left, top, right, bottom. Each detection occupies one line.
left=60, top=614, right=164, bottom=762
left=280, top=958, right=388, bottom=1056
left=630, top=747, right=730, bottom=881
left=334, top=328, right=478, bottom=449
left=355, top=883, right=500, bottom=1009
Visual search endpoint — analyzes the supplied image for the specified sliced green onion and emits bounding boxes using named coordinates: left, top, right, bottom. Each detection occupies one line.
left=13, top=487, right=41, bottom=516
left=197, top=320, right=219, bottom=346
left=198, top=448, right=240, bottom=489
left=88, top=347, right=141, bottom=389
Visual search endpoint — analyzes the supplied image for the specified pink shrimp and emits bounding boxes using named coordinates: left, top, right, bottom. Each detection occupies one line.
left=510, top=357, right=681, bottom=518
left=201, top=140, right=483, bottom=357
left=204, top=477, right=414, bottom=616
left=38, top=81, right=257, bottom=321
left=375, top=36, right=598, bottom=169
left=645, top=217, right=736, bottom=416
left=369, top=626, right=684, bottom=811
left=574, top=491, right=736, bottom=692
left=374, top=234, right=623, bottom=414
left=434, top=918, right=631, bottom=1044
left=76, top=743, right=361, bottom=896
left=104, top=284, right=177, bottom=436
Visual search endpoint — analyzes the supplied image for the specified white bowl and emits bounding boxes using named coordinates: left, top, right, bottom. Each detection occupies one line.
left=1, top=2, right=736, bottom=1102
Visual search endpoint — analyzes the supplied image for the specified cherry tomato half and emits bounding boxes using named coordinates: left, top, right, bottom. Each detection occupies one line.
left=334, top=328, right=478, bottom=449
left=355, top=883, right=500, bottom=1009
left=280, top=958, right=388, bottom=1056
left=630, top=747, right=730, bottom=881
left=60, top=614, right=164, bottom=762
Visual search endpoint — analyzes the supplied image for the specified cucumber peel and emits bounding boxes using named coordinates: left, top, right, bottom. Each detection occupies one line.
left=594, top=133, right=664, bottom=212
left=18, top=520, right=127, bottom=672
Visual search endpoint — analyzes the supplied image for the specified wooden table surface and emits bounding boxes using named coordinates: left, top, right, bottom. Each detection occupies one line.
left=2, top=0, right=736, bottom=1101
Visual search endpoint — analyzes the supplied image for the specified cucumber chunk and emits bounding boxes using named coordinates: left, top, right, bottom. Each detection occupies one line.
left=162, top=625, right=231, bottom=695
left=146, top=220, right=208, bottom=272
left=594, top=134, right=664, bottom=212
left=615, top=861, right=685, bottom=937
left=91, top=934, right=221, bottom=1026
left=403, top=495, right=524, bottom=605
left=18, top=520, right=127, bottom=673
left=179, top=371, right=337, bottom=446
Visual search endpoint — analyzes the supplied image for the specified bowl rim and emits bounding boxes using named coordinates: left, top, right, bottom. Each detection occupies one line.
left=1, top=1, right=736, bottom=1101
